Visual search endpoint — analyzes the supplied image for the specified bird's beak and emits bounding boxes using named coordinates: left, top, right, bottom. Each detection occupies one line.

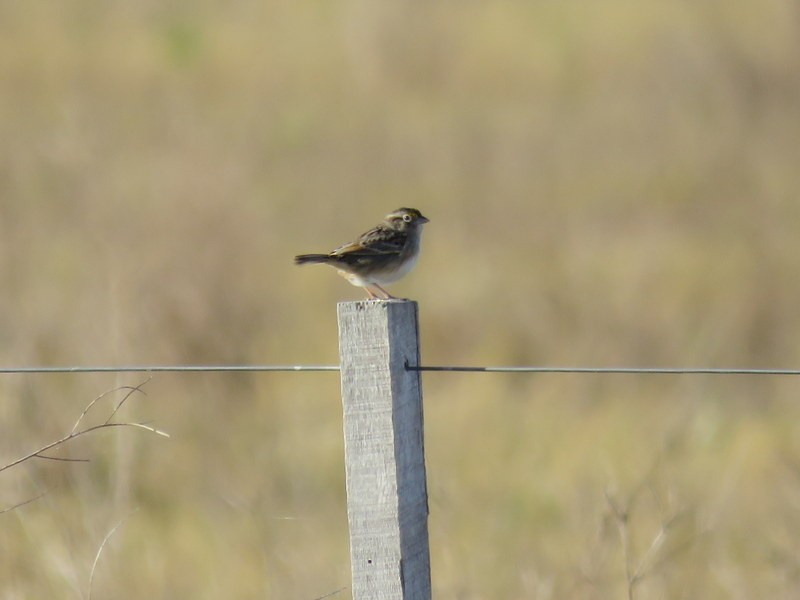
left=419, top=215, right=430, bottom=224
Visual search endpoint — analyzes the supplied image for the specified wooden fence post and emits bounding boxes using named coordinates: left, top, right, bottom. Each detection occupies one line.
left=337, top=300, right=431, bottom=600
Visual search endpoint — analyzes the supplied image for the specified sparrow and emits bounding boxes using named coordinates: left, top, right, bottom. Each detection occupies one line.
left=294, top=207, right=429, bottom=299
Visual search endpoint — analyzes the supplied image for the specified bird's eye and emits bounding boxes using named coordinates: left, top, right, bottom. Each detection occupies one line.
left=402, top=214, right=412, bottom=222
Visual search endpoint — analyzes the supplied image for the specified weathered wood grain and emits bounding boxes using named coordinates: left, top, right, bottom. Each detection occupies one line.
left=337, top=300, right=431, bottom=600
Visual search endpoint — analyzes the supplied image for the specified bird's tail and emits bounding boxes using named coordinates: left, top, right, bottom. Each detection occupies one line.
left=294, top=253, right=332, bottom=265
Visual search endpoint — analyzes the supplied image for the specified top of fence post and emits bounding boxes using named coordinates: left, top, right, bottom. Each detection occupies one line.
left=337, top=299, right=431, bottom=600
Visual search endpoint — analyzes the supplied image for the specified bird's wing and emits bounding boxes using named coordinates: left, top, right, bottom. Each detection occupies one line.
left=331, top=226, right=407, bottom=260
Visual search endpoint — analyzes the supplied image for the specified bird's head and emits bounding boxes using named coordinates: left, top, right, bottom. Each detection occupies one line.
left=384, top=208, right=430, bottom=231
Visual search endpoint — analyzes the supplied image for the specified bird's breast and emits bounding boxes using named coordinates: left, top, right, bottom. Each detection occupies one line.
left=372, top=233, right=422, bottom=284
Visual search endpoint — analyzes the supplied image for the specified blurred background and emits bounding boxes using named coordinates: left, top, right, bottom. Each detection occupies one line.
left=1, top=1, right=800, bottom=597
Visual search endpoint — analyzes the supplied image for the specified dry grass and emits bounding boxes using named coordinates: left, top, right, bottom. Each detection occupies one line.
left=2, top=1, right=800, bottom=597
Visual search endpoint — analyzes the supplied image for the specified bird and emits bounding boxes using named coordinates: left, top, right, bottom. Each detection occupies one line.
left=294, top=207, right=429, bottom=300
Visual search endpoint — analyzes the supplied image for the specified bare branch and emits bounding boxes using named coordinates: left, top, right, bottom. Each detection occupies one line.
left=0, top=490, right=48, bottom=515
left=104, top=378, right=151, bottom=425
left=71, top=384, right=143, bottom=435
left=1, top=379, right=167, bottom=476
left=123, top=422, right=169, bottom=437
left=33, top=454, right=91, bottom=463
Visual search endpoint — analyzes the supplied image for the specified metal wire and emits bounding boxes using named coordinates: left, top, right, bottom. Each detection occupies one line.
left=1, top=364, right=800, bottom=375
left=0, top=365, right=339, bottom=374
left=406, top=365, right=800, bottom=375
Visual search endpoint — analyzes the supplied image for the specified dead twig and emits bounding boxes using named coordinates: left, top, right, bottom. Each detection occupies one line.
left=33, top=454, right=91, bottom=463
left=1, top=422, right=168, bottom=476
left=0, top=490, right=49, bottom=516
left=71, top=378, right=151, bottom=435
left=1, top=379, right=167, bottom=476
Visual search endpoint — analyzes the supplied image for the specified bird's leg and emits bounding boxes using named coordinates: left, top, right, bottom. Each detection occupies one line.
left=372, top=284, right=397, bottom=300
left=364, top=286, right=381, bottom=300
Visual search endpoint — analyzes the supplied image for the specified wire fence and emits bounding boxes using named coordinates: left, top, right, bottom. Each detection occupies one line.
left=408, top=365, right=800, bottom=375
left=0, top=365, right=339, bottom=374
left=1, top=364, right=800, bottom=375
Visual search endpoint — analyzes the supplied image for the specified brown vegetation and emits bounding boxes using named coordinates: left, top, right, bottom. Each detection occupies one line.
left=2, top=1, right=800, bottom=597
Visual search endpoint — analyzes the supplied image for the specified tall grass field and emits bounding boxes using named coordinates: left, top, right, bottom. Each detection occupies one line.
left=2, top=2, right=800, bottom=597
